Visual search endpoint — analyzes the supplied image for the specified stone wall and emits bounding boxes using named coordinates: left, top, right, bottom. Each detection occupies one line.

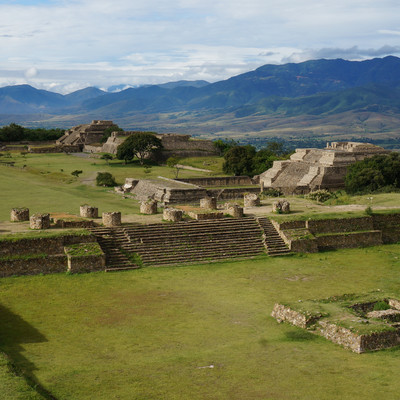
left=271, top=303, right=320, bottom=329
left=178, top=176, right=254, bottom=187
left=316, top=231, right=383, bottom=251
left=207, top=187, right=260, bottom=200
left=372, top=214, right=400, bottom=243
left=0, top=234, right=95, bottom=257
left=318, top=320, right=399, bottom=353
left=67, top=254, right=106, bottom=273
left=0, top=255, right=67, bottom=277
left=306, top=216, right=373, bottom=234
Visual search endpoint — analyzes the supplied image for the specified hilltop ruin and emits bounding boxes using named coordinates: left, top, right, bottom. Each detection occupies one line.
left=260, top=141, right=389, bottom=195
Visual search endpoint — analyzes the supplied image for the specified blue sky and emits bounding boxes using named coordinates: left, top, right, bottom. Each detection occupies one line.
left=1, top=0, right=400, bottom=93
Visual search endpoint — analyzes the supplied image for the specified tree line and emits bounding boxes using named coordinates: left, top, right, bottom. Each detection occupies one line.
left=0, top=123, right=65, bottom=142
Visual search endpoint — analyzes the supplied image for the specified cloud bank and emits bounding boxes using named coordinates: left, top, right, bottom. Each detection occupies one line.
left=1, top=0, right=400, bottom=93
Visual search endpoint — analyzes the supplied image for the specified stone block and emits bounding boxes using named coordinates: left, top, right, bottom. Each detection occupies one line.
left=200, top=196, right=217, bottom=209
left=10, top=207, right=29, bottom=222
left=163, top=208, right=183, bottom=222
left=140, top=200, right=158, bottom=214
left=225, top=203, right=244, bottom=218
left=244, top=193, right=260, bottom=207
left=272, top=199, right=290, bottom=214
left=102, top=212, right=121, bottom=227
left=30, top=213, right=51, bottom=230
left=80, top=205, right=98, bottom=218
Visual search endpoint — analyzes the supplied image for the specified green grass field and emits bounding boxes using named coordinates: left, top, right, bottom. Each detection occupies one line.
left=1, top=246, right=400, bottom=400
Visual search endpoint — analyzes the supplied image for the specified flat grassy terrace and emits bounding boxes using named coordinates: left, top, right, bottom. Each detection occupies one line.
left=1, top=245, right=400, bottom=399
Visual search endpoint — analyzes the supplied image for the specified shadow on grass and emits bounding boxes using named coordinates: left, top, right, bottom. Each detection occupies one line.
left=284, top=329, right=317, bottom=342
left=0, top=304, right=57, bottom=399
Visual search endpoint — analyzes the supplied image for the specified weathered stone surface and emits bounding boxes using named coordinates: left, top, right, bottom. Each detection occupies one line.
left=30, top=213, right=50, bottom=230
left=271, top=303, right=319, bottom=329
left=200, top=196, right=217, bottom=209
left=187, top=211, right=223, bottom=220
left=260, top=141, right=390, bottom=195
left=244, top=193, right=260, bottom=207
left=102, top=212, right=121, bottom=227
left=272, top=200, right=290, bottom=214
left=10, top=208, right=29, bottom=222
left=80, top=205, right=98, bottom=218
left=163, top=208, right=183, bottom=222
left=367, top=309, right=400, bottom=322
left=140, top=200, right=158, bottom=214
left=225, top=203, right=244, bottom=218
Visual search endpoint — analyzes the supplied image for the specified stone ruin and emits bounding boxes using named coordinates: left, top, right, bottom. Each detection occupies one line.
left=244, top=193, right=260, bottom=207
left=140, top=199, right=158, bottom=215
left=272, top=294, right=400, bottom=353
left=102, top=212, right=121, bottom=227
left=56, top=120, right=115, bottom=151
left=225, top=203, right=244, bottom=218
left=260, top=141, right=390, bottom=195
left=163, top=208, right=183, bottom=222
left=30, top=213, right=51, bottom=230
left=101, top=131, right=217, bottom=159
left=200, top=196, right=217, bottom=210
left=10, top=208, right=29, bottom=222
left=80, top=205, right=98, bottom=218
left=272, top=199, right=290, bottom=214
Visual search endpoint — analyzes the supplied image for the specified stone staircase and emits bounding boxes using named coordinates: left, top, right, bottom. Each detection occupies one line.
left=121, top=217, right=265, bottom=267
left=90, top=217, right=291, bottom=270
left=256, top=217, right=291, bottom=256
left=89, top=227, right=140, bottom=271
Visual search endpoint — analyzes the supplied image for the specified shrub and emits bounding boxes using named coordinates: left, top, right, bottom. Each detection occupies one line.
left=307, top=189, right=334, bottom=203
left=365, top=206, right=373, bottom=216
left=96, top=172, right=117, bottom=187
left=260, top=188, right=283, bottom=198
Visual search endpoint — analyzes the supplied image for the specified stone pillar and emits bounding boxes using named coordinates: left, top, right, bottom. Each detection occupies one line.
left=225, top=203, right=244, bottom=218
left=200, top=196, right=217, bottom=210
left=140, top=200, right=158, bottom=214
left=102, top=211, right=121, bottom=227
left=244, top=193, right=260, bottom=207
left=30, top=213, right=50, bottom=230
left=10, top=208, right=29, bottom=222
left=80, top=205, right=98, bottom=218
left=163, top=208, right=183, bottom=222
left=272, top=200, right=290, bottom=214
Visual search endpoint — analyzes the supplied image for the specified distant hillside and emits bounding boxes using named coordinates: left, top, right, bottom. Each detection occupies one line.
left=1, top=57, right=400, bottom=142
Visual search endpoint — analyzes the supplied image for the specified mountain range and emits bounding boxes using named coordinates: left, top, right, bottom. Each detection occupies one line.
left=1, top=56, right=400, bottom=142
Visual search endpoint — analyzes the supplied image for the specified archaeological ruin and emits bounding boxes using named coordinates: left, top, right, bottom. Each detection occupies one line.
left=260, top=141, right=390, bottom=195
left=272, top=294, right=400, bottom=353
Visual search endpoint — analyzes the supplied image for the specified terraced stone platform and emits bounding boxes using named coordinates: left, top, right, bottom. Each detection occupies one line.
left=90, top=217, right=290, bottom=269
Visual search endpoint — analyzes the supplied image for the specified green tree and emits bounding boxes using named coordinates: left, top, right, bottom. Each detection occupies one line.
left=345, top=153, right=400, bottom=193
left=223, top=145, right=256, bottom=176
left=167, top=156, right=181, bottom=178
left=213, top=139, right=238, bottom=156
left=100, top=153, right=113, bottom=164
left=71, top=170, right=83, bottom=178
left=96, top=172, right=117, bottom=187
left=116, top=132, right=162, bottom=165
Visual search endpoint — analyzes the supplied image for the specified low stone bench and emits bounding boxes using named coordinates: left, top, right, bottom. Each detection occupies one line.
left=30, top=213, right=50, bottom=230
left=80, top=205, right=98, bottom=218
left=102, top=212, right=121, bottom=227
left=11, top=207, right=29, bottom=222
left=163, top=208, right=183, bottom=222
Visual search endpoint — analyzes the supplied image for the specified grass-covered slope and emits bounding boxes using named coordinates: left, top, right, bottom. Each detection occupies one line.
left=1, top=245, right=400, bottom=399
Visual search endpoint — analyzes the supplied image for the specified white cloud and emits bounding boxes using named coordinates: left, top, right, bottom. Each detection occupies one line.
left=0, top=0, right=400, bottom=92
